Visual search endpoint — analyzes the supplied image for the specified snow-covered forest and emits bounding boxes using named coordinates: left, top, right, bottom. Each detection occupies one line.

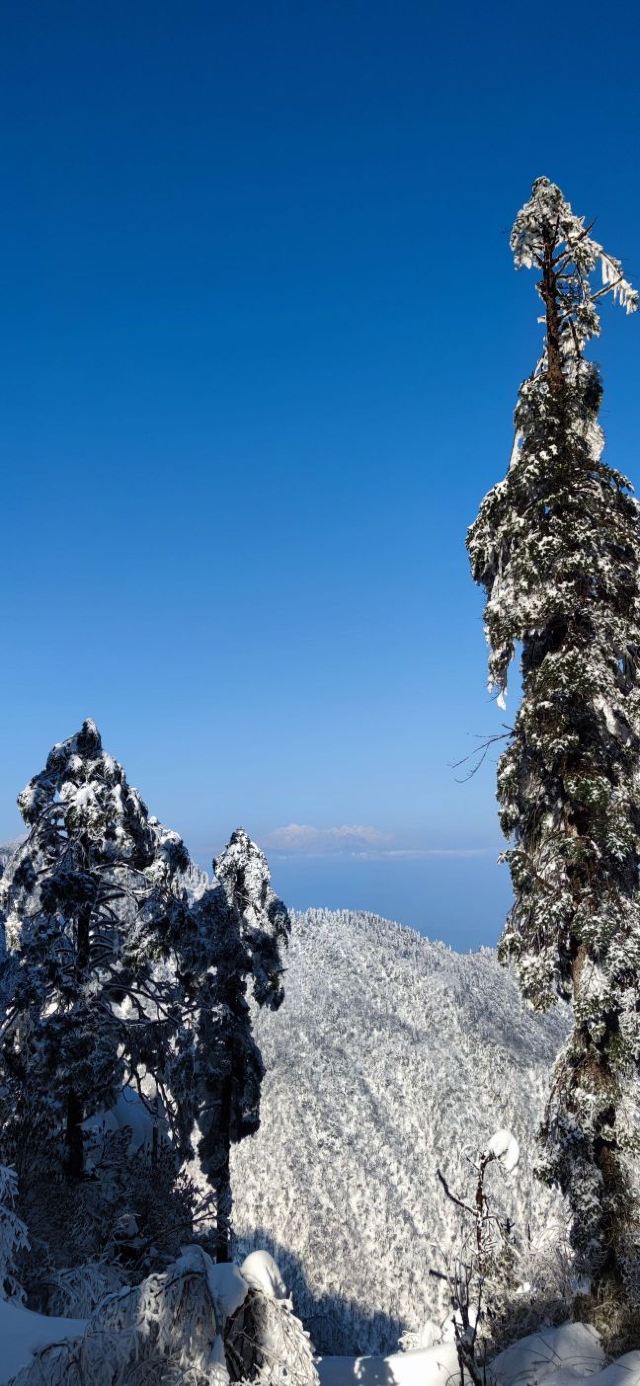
left=3, top=176, right=640, bottom=1384
left=230, top=908, right=568, bottom=1355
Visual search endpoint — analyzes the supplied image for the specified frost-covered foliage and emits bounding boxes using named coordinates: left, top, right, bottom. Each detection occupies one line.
left=224, top=907, right=569, bottom=1356
left=0, top=1165, right=28, bottom=1303
left=0, top=843, right=19, bottom=877
left=434, top=1127, right=575, bottom=1371
left=467, top=179, right=640, bottom=1306
left=214, top=830, right=290, bottom=1013
left=227, top=1251, right=317, bottom=1385
left=0, top=720, right=195, bottom=1181
left=434, top=1133, right=520, bottom=1382
left=176, top=830, right=290, bottom=1261
left=7, top=1245, right=318, bottom=1386
left=6, top=1110, right=201, bottom=1318
left=44, top=1260, right=127, bottom=1320
left=0, top=728, right=290, bottom=1325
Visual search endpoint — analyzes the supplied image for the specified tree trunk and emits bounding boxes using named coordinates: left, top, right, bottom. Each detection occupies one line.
left=540, top=237, right=565, bottom=400
left=76, top=899, right=91, bottom=972
left=215, top=1144, right=233, bottom=1264
left=215, top=1071, right=233, bottom=1263
left=571, top=946, right=627, bottom=1312
left=65, top=893, right=92, bottom=1181
left=65, top=1090, right=84, bottom=1180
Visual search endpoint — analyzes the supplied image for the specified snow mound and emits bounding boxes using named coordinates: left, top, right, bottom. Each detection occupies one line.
left=0, top=1298, right=86, bottom=1384
left=318, top=1343, right=460, bottom=1386
left=596, top=1354, right=640, bottom=1386
left=492, top=1322, right=605, bottom=1384
left=242, top=1249, right=289, bottom=1300
left=319, top=1323, right=640, bottom=1386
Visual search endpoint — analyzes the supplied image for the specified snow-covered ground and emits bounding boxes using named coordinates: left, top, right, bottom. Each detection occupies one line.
left=0, top=1298, right=86, bottom=1383
left=3, top=1299, right=639, bottom=1386
left=319, top=1323, right=640, bottom=1386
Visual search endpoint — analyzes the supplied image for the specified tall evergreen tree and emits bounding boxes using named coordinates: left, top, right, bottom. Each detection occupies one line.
left=180, top=829, right=290, bottom=1263
left=0, top=720, right=191, bottom=1180
left=467, top=179, right=640, bottom=1311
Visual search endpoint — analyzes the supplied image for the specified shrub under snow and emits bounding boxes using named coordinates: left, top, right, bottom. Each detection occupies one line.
left=3, top=1245, right=318, bottom=1386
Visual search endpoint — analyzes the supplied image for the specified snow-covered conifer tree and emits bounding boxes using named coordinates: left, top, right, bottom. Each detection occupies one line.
left=183, top=830, right=290, bottom=1263
left=0, top=720, right=191, bottom=1181
left=468, top=179, right=640, bottom=1312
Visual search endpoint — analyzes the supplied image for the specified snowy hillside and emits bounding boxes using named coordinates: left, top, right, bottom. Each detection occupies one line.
left=229, top=909, right=569, bottom=1356
left=0, top=830, right=572, bottom=1363
left=0, top=841, right=18, bottom=871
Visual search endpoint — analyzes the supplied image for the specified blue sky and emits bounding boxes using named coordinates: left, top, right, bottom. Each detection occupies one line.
left=1, top=1, right=639, bottom=945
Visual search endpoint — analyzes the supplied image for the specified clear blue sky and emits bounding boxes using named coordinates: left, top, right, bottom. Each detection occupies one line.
left=2, top=1, right=639, bottom=945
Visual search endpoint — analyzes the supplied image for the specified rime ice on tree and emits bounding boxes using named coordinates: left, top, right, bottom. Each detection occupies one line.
left=176, top=828, right=290, bottom=1263
left=467, top=179, right=640, bottom=1317
left=0, top=722, right=291, bottom=1285
left=0, top=720, right=193, bottom=1180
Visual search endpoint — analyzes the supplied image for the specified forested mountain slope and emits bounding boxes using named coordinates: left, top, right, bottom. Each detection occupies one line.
left=0, top=833, right=569, bottom=1360
left=229, top=908, right=569, bottom=1356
